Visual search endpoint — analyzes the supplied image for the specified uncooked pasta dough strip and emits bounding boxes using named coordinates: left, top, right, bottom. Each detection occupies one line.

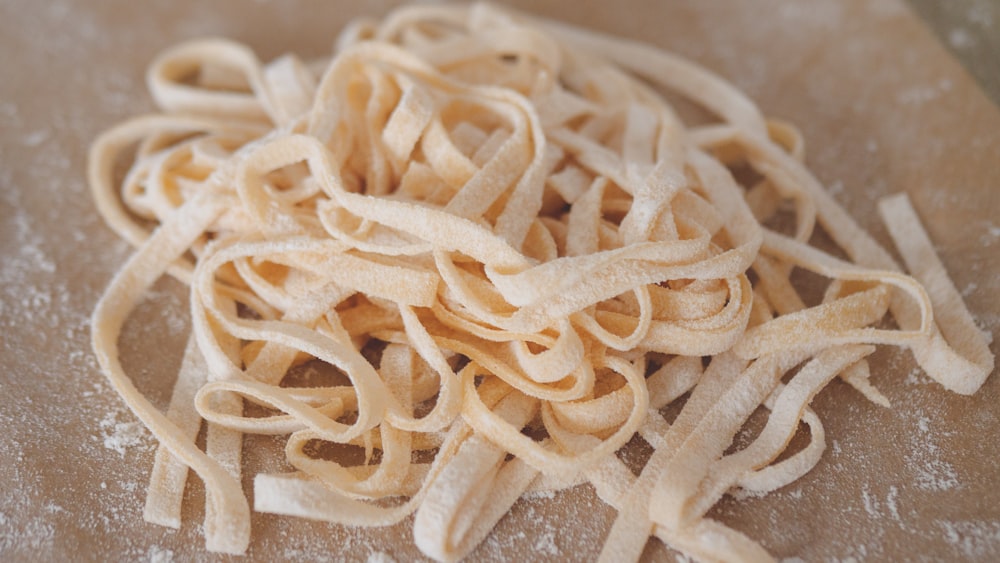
left=281, top=348, right=416, bottom=498
left=679, top=345, right=874, bottom=525
left=253, top=377, right=516, bottom=526
left=646, top=355, right=703, bottom=413
left=199, top=293, right=245, bottom=545
left=734, top=285, right=891, bottom=358
left=878, top=193, right=994, bottom=394
left=546, top=382, right=774, bottom=563
left=737, top=407, right=826, bottom=494
left=689, top=127, right=989, bottom=394
left=647, top=356, right=786, bottom=531
left=596, top=353, right=747, bottom=563
left=91, top=193, right=250, bottom=554
left=147, top=39, right=270, bottom=121
left=839, top=357, right=890, bottom=407
left=244, top=284, right=355, bottom=385
left=428, top=330, right=594, bottom=402
left=389, top=305, right=465, bottom=432
left=143, top=335, right=208, bottom=528
left=88, top=115, right=264, bottom=276
left=413, top=390, right=539, bottom=561
left=461, top=355, right=648, bottom=476
left=536, top=16, right=768, bottom=136
left=425, top=456, right=541, bottom=562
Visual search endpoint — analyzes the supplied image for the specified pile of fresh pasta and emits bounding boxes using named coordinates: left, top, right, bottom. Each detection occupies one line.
left=88, top=3, right=994, bottom=561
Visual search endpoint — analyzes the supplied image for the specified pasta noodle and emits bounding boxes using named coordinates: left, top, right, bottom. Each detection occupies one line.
left=88, top=3, right=994, bottom=561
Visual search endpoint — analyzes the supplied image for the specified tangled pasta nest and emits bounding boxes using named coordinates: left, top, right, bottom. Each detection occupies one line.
left=89, top=3, right=993, bottom=561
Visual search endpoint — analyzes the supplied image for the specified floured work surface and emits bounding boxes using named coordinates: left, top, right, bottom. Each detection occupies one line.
left=1, top=0, right=999, bottom=561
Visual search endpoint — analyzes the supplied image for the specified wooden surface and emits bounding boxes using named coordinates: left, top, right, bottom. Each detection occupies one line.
left=908, top=0, right=1000, bottom=106
left=1, top=0, right=999, bottom=561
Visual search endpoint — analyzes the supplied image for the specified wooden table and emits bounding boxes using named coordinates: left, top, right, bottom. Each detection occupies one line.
left=2, top=1, right=998, bottom=560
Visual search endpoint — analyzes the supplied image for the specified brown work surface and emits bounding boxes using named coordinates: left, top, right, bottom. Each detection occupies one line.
left=2, top=0, right=999, bottom=561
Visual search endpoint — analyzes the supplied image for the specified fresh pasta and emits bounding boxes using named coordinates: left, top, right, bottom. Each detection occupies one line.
left=88, top=3, right=994, bottom=561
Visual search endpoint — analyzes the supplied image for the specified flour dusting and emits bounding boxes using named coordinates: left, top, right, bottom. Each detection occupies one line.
left=145, top=545, right=175, bottom=563
left=99, top=411, right=152, bottom=457
left=906, top=417, right=960, bottom=493
left=937, top=520, right=1000, bottom=559
left=366, top=550, right=396, bottom=563
left=533, top=529, right=560, bottom=557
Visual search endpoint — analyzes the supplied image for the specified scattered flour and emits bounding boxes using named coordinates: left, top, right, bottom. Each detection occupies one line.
left=985, top=223, right=1000, bottom=239
left=5, top=213, right=56, bottom=279
left=904, top=367, right=933, bottom=386
left=0, top=515, right=55, bottom=553
left=948, top=28, right=976, bottom=49
left=533, top=529, right=560, bottom=557
left=938, top=520, right=1000, bottom=559
left=906, top=417, right=960, bottom=493
left=523, top=488, right=556, bottom=501
left=138, top=289, right=189, bottom=337
left=145, top=545, right=175, bottom=563
left=858, top=483, right=905, bottom=527
left=962, top=282, right=978, bottom=297
left=99, top=411, right=151, bottom=457
left=964, top=2, right=996, bottom=28
left=366, top=550, right=395, bottom=563
left=21, top=129, right=50, bottom=147
left=861, top=486, right=879, bottom=518
left=896, top=78, right=954, bottom=105
left=884, top=486, right=900, bottom=523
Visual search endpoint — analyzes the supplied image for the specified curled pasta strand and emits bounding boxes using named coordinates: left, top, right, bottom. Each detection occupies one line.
left=682, top=345, right=874, bottom=525
left=91, top=193, right=250, bottom=554
left=143, top=335, right=209, bottom=529
left=878, top=193, right=994, bottom=394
